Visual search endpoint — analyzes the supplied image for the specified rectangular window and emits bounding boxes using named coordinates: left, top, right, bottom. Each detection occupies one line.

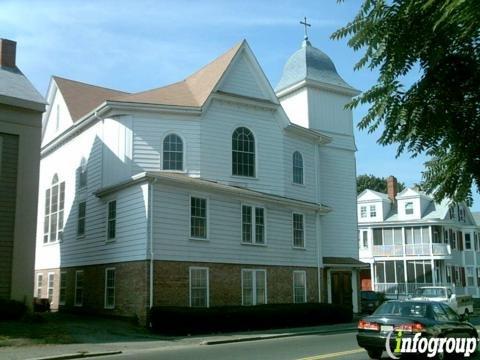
left=190, top=197, right=207, bottom=239
left=360, top=206, right=367, bottom=218
left=362, top=230, right=368, bottom=248
left=241, top=205, right=265, bottom=245
left=189, top=267, right=209, bottom=307
left=369, top=205, right=376, bottom=217
left=107, top=200, right=116, bottom=240
left=43, top=181, right=65, bottom=243
left=74, top=270, right=84, bottom=307
left=292, top=213, right=305, bottom=248
left=242, top=269, right=266, bottom=305
left=104, top=268, right=115, bottom=309
left=373, top=229, right=383, bottom=245
left=465, top=233, right=472, bottom=250
left=405, top=202, right=414, bottom=215
left=466, top=267, right=475, bottom=286
left=59, top=271, right=66, bottom=305
left=375, top=262, right=385, bottom=283
left=77, top=201, right=86, bottom=237
left=36, top=273, right=43, bottom=298
left=47, top=272, right=55, bottom=303
left=446, top=266, right=452, bottom=283
left=293, top=271, right=307, bottom=303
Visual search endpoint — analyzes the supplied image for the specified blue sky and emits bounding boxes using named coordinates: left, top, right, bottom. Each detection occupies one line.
left=2, top=0, right=478, bottom=210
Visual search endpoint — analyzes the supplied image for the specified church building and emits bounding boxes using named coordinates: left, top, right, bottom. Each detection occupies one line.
left=35, top=34, right=363, bottom=322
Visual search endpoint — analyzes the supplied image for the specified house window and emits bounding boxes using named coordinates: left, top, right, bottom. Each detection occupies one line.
left=360, top=206, right=367, bottom=218
left=163, top=134, right=183, bottom=171
left=293, top=271, right=307, bottom=303
left=77, top=201, right=86, bottom=237
left=454, top=267, right=461, bottom=285
left=104, top=268, right=115, bottom=309
left=292, top=213, right=305, bottom=248
left=369, top=205, right=376, bottom=217
left=107, top=200, right=116, bottom=241
left=241, top=205, right=265, bottom=244
left=465, top=233, right=472, bottom=250
left=292, top=151, right=304, bottom=184
left=74, top=270, right=84, bottom=307
left=242, top=269, right=266, bottom=305
left=475, top=232, right=479, bottom=251
left=47, top=272, right=55, bottom=303
left=362, top=230, right=368, bottom=248
left=36, top=273, right=43, bottom=298
left=78, top=157, right=87, bottom=188
left=232, top=127, right=255, bottom=177
left=190, top=197, right=207, bottom=239
left=189, top=267, right=209, bottom=307
left=59, top=271, right=66, bottom=305
left=405, top=202, right=414, bottom=215
left=446, top=266, right=452, bottom=283
left=466, top=267, right=475, bottom=286
left=43, top=174, right=65, bottom=243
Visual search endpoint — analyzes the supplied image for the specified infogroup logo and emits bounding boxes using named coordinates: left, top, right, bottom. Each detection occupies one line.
left=385, top=331, right=478, bottom=359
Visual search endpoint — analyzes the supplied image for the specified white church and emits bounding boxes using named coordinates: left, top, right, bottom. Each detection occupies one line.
left=34, top=34, right=364, bottom=321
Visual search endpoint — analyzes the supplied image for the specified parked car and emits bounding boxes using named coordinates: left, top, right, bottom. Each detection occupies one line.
left=361, top=291, right=384, bottom=314
left=357, top=300, right=477, bottom=359
left=410, top=286, right=474, bottom=316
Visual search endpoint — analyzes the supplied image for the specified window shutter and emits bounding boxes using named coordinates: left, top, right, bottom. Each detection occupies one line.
left=461, top=268, right=466, bottom=287
left=458, top=232, right=463, bottom=251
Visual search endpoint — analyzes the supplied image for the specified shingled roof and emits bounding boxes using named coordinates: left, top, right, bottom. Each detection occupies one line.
left=52, top=40, right=244, bottom=122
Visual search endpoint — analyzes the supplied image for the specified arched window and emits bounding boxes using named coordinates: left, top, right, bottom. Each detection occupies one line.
left=232, top=127, right=255, bottom=177
left=78, top=157, right=87, bottom=188
left=292, top=151, right=303, bottom=184
left=43, top=174, right=65, bottom=243
left=163, top=134, right=183, bottom=171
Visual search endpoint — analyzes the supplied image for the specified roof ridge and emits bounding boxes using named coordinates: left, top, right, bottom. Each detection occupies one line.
left=53, top=76, right=129, bottom=94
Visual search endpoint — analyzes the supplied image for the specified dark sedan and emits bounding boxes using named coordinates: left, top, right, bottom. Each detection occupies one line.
left=357, top=300, right=478, bottom=359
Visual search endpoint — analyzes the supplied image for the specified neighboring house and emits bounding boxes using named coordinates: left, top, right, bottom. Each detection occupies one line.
left=35, top=37, right=364, bottom=321
left=0, top=39, right=45, bottom=307
left=358, top=176, right=480, bottom=298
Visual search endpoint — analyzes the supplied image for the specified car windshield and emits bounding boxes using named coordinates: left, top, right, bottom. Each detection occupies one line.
left=414, top=288, right=445, bottom=298
left=361, top=292, right=378, bottom=300
left=374, top=302, right=427, bottom=317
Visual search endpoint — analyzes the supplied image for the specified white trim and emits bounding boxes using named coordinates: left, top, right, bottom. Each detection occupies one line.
left=36, top=273, right=43, bottom=299
left=240, top=202, right=267, bottom=246
left=59, top=271, right=67, bottom=305
left=104, top=267, right=116, bottom=309
left=189, top=267, right=209, bottom=307
left=293, top=270, right=307, bottom=303
left=292, top=212, right=306, bottom=249
left=231, top=125, right=258, bottom=179
left=74, top=270, right=84, bottom=307
left=241, top=269, right=267, bottom=305
left=160, top=131, right=187, bottom=172
left=189, top=194, right=209, bottom=240
left=105, top=199, right=117, bottom=242
left=292, top=150, right=304, bottom=185
left=47, top=272, right=55, bottom=304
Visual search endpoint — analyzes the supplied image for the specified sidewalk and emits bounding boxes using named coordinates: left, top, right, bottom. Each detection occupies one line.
left=0, top=322, right=357, bottom=360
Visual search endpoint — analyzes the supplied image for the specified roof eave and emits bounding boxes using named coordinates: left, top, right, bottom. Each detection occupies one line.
left=276, top=79, right=361, bottom=98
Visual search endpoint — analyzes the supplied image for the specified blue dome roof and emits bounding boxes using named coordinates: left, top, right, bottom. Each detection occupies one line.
left=275, top=40, right=355, bottom=93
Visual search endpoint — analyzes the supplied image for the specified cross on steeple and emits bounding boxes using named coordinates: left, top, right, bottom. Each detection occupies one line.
left=300, top=16, right=311, bottom=40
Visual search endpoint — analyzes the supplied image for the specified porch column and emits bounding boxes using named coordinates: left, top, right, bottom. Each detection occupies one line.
left=352, top=270, right=359, bottom=313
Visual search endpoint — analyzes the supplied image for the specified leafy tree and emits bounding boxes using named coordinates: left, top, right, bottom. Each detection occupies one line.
left=357, top=174, right=405, bottom=194
left=332, top=0, right=480, bottom=205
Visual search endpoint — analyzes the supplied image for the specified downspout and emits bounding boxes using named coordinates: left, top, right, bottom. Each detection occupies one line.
left=316, top=211, right=322, bottom=303
left=149, top=178, right=157, bottom=309
left=314, top=143, right=322, bottom=303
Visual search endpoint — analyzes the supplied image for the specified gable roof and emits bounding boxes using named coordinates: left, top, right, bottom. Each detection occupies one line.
left=357, top=189, right=389, bottom=201
left=0, top=66, right=45, bottom=112
left=53, top=76, right=129, bottom=122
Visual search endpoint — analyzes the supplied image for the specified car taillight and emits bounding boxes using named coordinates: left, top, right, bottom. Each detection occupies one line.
left=358, top=319, right=380, bottom=331
left=394, top=322, right=425, bottom=333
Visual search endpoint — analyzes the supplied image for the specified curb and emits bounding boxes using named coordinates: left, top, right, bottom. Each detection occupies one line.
left=28, top=351, right=122, bottom=360
left=201, top=327, right=357, bottom=345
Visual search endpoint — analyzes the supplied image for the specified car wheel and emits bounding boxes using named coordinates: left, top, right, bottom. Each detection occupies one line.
left=366, top=348, right=382, bottom=359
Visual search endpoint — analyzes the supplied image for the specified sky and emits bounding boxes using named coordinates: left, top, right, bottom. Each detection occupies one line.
left=1, top=0, right=478, bottom=210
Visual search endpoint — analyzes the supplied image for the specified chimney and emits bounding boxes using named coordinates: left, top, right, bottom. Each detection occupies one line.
left=0, top=39, right=16, bottom=68
left=387, top=175, right=398, bottom=203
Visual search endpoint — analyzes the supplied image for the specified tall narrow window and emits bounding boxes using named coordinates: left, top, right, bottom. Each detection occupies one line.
left=47, top=272, right=55, bottom=303
left=190, top=197, right=207, bottom=239
left=78, top=157, right=87, bottom=188
left=77, top=201, right=86, bottom=237
left=242, top=269, right=266, bottom=305
left=293, top=271, right=307, bottom=303
left=360, top=206, right=367, bottom=218
left=241, top=205, right=265, bottom=245
left=36, top=273, right=43, bottom=298
left=293, top=213, right=305, bottom=248
left=43, top=174, right=65, bottom=243
left=59, top=271, right=66, bottom=305
left=292, top=151, right=304, bottom=184
left=107, top=200, right=116, bottom=241
left=105, top=268, right=115, bottom=309
left=74, top=270, right=84, bottom=307
left=232, top=127, right=255, bottom=177
left=163, top=134, right=183, bottom=170
left=189, top=267, right=209, bottom=307
left=369, top=205, right=376, bottom=217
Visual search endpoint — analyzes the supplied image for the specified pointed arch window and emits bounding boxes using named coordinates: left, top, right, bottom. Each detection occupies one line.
left=232, top=127, right=255, bottom=177
left=292, top=151, right=304, bottom=184
left=163, top=134, right=184, bottom=171
left=43, top=174, right=65, bottom=243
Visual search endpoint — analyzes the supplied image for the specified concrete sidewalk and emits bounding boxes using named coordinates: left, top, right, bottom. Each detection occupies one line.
left=0, top=322, right=357, bottom=360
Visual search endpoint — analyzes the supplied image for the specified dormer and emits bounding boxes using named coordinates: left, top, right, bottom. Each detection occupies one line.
left=357, top=189, right=391, bottom=223
left=396, top=188, right=431, bottom=220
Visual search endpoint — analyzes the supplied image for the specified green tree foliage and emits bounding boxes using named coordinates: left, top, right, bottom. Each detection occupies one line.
left=357, top=174, right=405, bottom=194
left=332, top=0, right=480, bottom=204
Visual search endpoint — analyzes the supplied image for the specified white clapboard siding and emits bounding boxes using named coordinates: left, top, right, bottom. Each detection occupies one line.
left=41, top=86, right=73, bottom=147
left=152, top=182, right=318, bottom=267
